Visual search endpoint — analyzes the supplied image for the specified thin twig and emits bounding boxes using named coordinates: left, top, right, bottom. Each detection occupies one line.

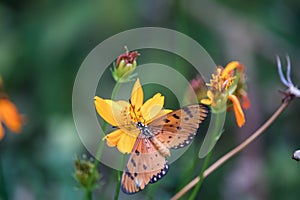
left=171, top=100, right=290, bottom=200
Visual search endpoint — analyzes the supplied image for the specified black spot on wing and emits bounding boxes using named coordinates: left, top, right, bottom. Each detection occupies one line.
left=143, top=164, right=147, bottom=170
left=124, top=167, right=135, bottom=181
left=135, top=150, right=140, bottom=156
left=163, top=119, right=170, bottom=123
left=121, top=167, right=141, bottom=194
left=182, top=106, right=194, bottom=118
left=121, top=163, right=169, bottom=194
left=172, top=134, right=195, bottom=149
left=130, top=159, right=136, bottom=167
left=172, top=114, right=180, bottom=119
left=149, top=163, right=169, bottom=184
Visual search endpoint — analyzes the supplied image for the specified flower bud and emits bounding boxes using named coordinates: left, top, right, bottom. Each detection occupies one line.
left=111, top=48, right=139, bottom=82
left=74, top=157, right=100, bottom=189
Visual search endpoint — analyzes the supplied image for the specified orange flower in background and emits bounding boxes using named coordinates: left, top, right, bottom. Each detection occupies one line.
left=0, top=76, right=23, bottom=140
left=201, top=61, right=250, bottom=127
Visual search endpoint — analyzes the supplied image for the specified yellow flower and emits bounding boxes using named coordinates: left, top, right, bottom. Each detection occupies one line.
left=201, top=61, right=249, bottom=127
left=94, top=79, right=170, bottom=154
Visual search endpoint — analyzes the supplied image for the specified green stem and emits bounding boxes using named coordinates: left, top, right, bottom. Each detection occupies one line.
left=0, top=155, right=8, bottom=200
left=111, top=81, right=121, bottom=101
left=189, top=112, right=223, bottom=200
left=114, top=155, right=126, bottom=200
left=188, top=151, right=212, bottom=200
left=83, top=80, right=121, bottom=200
left=114, top=170, right=122, bottom=200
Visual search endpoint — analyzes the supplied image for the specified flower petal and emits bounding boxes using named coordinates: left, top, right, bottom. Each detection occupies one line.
left=228, top=95, right=245, bottom=127
left=94, top=96, right=129, bottom=126
left=0, top=99, right=22, bottom=133
left=130, top=79, right=143, bottom=110
left=104, top=129, right=123, bottom=147
left=141, top=93, right=164, bottom=122
left=221, top=61, right=244, bottom=78
left=201, top=99, right=212, bottom=105
left=117, top=133, right=136, bottom=154
left=208, top=90, right=214, bottom=99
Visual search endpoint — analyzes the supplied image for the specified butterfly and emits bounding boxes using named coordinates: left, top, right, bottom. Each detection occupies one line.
left=121, top=103, right=209, bottom=194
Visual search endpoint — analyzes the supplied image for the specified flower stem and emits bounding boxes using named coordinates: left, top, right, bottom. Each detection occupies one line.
left=188, top=150, right=212, bottom=200
left=172, top=100, right=290, bottom=200
left=84, top=80, right=121, bottom=200
left=188, top=111, right=224, bottom=200
left=83, top=128, right=105, bottom=200
left=111, top=81, right=121, bottom=101
left=114, top=155, right=126, bottom=200
left=114, top=170, right=122, bottom=200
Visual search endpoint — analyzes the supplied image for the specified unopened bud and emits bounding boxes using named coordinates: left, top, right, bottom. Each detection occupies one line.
left=111, top=47, right=139, bottom=82
left=74, top=157, right=100, bottom=188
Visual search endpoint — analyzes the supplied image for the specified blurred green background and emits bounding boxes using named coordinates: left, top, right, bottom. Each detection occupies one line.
left=1, top=0, right=300, bottom=199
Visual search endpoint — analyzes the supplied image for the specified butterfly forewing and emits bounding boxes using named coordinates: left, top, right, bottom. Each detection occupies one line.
left=149, top=104, right=209, bottom=149
left=121, top=137, right=168, bottom=194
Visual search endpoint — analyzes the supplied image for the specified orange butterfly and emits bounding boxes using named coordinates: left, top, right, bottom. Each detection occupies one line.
left=121, top=103, right=209, bottom=194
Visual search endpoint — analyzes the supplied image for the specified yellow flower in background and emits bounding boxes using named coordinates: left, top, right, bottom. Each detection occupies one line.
left=201, top=61, right=249, bottom=127
left=94, top=79, right=171, bottom=154
left=0, top=77, right=23, bottom=140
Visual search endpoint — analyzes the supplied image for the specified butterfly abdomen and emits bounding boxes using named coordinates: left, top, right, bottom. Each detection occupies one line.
left=149, top=136, right=170, bottom=157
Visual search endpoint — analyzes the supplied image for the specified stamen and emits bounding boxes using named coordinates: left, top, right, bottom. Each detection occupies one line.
left=222, top=79, right=229, bottom=89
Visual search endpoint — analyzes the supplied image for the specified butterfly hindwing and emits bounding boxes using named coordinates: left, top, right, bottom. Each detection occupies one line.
left=121, top=137, right=168, bottom=194
left=121, top=104, right=209, bottom=194
left=148, top=104, right=209, bottom=149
